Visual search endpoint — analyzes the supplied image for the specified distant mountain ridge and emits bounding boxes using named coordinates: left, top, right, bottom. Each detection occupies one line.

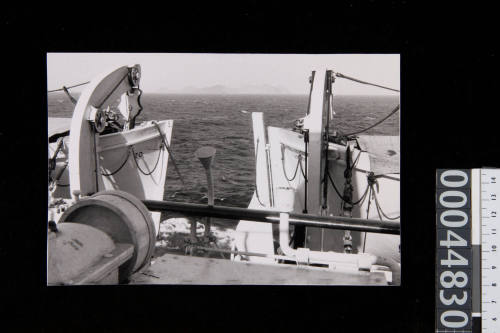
left=159, top=84, right=292, bottom=95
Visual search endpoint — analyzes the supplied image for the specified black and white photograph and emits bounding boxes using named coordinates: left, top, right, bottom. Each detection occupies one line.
left=47, top=53, right=400, bottom=286
left=7, top=4, right=500, bottom=331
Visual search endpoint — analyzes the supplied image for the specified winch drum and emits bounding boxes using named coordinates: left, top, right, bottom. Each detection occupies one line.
left=59, top=190, right=156, bottom=281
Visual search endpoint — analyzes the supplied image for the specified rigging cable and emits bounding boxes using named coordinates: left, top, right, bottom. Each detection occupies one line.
left=152, top=121, right=185, bottom=186
left=102, top=122, right=170, bottom=177
left=298, top=155, right=307, bottom=178
left=342, top=104, right=400, bottom=137
left=326, top=168, right=388, bottom=208
left=53, top=162, right=70, bottom=187
left=281, top=145, right=305, bottom=182
left=362, top=185, right=374, bottom=253
left=325, top=148, right=365, bottom=205
left=353, top=170, right=400, bottom=182
left=323, top=70, right=400, bottom=250
left=101, top=148, right=132, bottom=176
left=132, top=145, right=164, bottom=176
left=366, top=172, right=400, bottom=221
left=47, top=81, right=90, bottom=93
left=326, top=169, right=346, bottom=202
left=373, top=190, right=400, bottom=220
left=334, top=72, right=400, bottom=93
left=279, top=139, right=310, bottom=239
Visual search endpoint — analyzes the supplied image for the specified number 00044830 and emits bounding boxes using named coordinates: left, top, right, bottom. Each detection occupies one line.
left=436, top=170, right=472, bottom=330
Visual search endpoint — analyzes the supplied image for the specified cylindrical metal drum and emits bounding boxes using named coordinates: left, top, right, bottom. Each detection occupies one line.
left=59, top=190, right=156, bottom=281
left=48, top=223, right=116, bottom=285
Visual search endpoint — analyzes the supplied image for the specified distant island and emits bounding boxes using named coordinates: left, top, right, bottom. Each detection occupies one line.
left=156, top=84, right=292, bottom=95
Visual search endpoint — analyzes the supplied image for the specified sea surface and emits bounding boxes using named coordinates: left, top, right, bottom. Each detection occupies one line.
left=47, top=93, right=399, bottom=228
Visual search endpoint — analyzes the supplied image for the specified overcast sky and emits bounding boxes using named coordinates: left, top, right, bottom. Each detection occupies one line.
left=47, top=53, right=399, bottom=95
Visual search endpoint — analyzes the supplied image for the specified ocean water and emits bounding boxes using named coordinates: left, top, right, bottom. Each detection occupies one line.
left=47, top=93, right=399, bottom=228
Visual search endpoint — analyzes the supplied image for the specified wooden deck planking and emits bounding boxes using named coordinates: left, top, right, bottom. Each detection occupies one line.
left=130, top=253, right=387, bottom=285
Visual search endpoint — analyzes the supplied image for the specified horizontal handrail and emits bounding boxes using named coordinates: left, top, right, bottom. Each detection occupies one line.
left=142, top=200, right=400, bottom=235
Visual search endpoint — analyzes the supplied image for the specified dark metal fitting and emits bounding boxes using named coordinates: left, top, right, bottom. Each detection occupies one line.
left=48, top=220, right=59, bottom=233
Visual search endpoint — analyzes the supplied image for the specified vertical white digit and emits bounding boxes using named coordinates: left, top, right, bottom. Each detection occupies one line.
left=441, top=170, right=469, bottom=188
left=439, top=190, right=468, bottom=209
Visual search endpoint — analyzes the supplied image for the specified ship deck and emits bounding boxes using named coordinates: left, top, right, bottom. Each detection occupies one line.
left=129, top=252, right=387, bottom=285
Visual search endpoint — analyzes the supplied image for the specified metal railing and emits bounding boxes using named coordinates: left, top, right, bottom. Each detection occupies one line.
left=142, top=199, right=400, bottom=235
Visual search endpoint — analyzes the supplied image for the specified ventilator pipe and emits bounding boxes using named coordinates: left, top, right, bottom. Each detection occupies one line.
left=195, top=147, right=216, bottom=237
left=279, top=213, right=376, bottom=270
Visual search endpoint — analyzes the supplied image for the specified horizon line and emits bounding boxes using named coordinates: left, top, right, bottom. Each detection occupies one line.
left=47, top=91, right=399, bottom=97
